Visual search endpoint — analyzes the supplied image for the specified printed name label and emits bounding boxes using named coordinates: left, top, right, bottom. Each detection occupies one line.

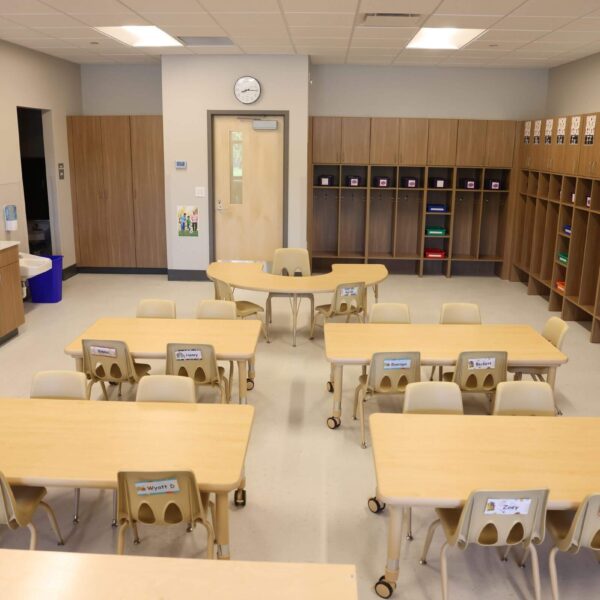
left=175, top=349, right=202, bottom=360
left=90, top=346, right=117, bottom=357
left=341, top=286, right=359, bottom=297
left=467, top=357, right=496, bottom=370
left=383, top=358, right=411, bottom=370
left=135, top=478, right=180, bottom=496
left=485, top=498, right=531, bottom=516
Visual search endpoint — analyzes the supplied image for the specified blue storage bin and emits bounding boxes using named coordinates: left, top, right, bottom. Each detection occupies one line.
left=29, top=255, right=63, bottom=303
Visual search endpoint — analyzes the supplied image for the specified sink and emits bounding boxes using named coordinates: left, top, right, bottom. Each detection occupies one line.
left=19, top=253, right=52, bottom=280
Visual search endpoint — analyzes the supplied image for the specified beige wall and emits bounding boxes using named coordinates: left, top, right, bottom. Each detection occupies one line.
left=0, top=40, right=81, bottom=266
left=162, top=54, right=309, bottom=272
left=81, top=64, right=162, bottom=115
left=546, top=52, right=600, bottom=117
left=309, top=65, right=548, bottom=119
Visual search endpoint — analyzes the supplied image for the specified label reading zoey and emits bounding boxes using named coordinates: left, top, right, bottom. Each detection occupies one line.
left=175, top=349, right=202, bottom=361
left=135, top=478, right=180, bottom=496
left=90, top=346, right=117, bottom=357
left=383, top=358, right=411, bottom=370
left=467, top=357, right=496, bottom=370
left=485, top=498, right=531, bottom=516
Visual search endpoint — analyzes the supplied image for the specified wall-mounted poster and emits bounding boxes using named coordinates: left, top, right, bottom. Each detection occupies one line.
left=177, top=205, right=198, bottom=237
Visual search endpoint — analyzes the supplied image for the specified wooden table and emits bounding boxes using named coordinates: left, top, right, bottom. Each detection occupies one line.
left=64, top=317, right=261, bottom=404
left=0, top=398, right=254, bottom=560
left=324, top=323, right=568, bottom=427
left=207, top=261, right=388, bottom=346
left=0, top=549, right=358, bottom=599
left=370, top=413, right=600, bottom=597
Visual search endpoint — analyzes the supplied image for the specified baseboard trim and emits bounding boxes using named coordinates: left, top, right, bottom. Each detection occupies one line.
left=0, top=329, right=18, bottom=346
left=62, top=264, right=78, bottom=281
left=167, top=269, right=209, bottom=281
left=77, top=267, right=168, bottom=275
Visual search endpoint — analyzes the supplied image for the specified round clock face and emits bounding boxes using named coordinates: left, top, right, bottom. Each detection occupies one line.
left=234, top=76, right=261, bottom=104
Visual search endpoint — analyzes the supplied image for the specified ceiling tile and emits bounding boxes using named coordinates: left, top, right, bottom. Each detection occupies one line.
left=0, top=27, right=47, bottom=38
left=73, top=13, right=151, bottom=26
left=289, top=26, right=352, bottom=38
left=282, top=0, right=358, bottom=12
left=347, top=47, right=398, bottom=56
left=393, top=56, right=444, bottom=65
left=435, top=0, right=524, bottom=14
left=141, top=46, right=194, bottom=54
left=0, top=0, right=58, bottom=14
left=142, top=13, right=218, bottom=27
left=346, top=56, right=395, bottom=64
left=106, top=54, right=161, bottom=63
left=161, top=25, right=228, bottom=36
left=43, top=0, right=128, bottom=12
left=212, top=12, right=286, bottom=29
left=561, top=18, right=600, bottom=31
left=33, top=27, right=108, bottom=39
left=241, top=46, right=295, bottom=54
left=423, top=14, right=502, bottom=28
left=294, top=45, right=346, bottom=54
left=284, top=12, right=356, bottom=27
left=188, top=45, right=242, bottom=54
left=6, top=13, right=84, bottom=27
left=350, top=37, right=407, bottom=48
left=11, top=37, right=76, bottom=48
left=400, top=48, right=452, bottom=57
left=527, top=41, right=586, bottom=51
left=70, top=36, right=131, bottom=50
left=511, top=0, right=600, bottom=17
left=353, top=26, right=417, bottom=39
left=465, top=39, right=525, bottom=51
left=538, top=30, right=600, bottom=44
left=309, top=54, right=346, bottom=63
left=120, top=0, right=206, bottom=11
left=294, top=37, right=349, bottom=47
left=233, top=35, right=291, bottom=44
left=201, top=0, right=280, bottom=11
left=0, top=15, right=26, bottom=27
left=492, top=16, right=572, bottom=30
left=478, top=29, right=547, bottom=42
left=360, top=0, right=439, bottom=12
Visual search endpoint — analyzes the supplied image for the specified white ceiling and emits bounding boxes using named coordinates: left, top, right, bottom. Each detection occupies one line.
left=1, top=0, right=600, bottom=68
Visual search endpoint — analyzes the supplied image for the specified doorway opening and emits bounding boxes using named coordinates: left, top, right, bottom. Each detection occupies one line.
left=17, top=107, right=52, bottom=256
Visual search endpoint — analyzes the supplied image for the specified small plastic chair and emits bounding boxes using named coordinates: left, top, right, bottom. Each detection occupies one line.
left=353, top=352, right=420, bottom=448
left=403, top=381, right=464, bottom=415
left=368, top=302, right=411, bottom=324
left=0, top=471, right=64, bottom=550
left=492, top=381, right=556, bottom=416
left=310, top=281, right=366, bottom=339
left=136, top=299, right=176, bottom=319
left=116, top=470, right=214, bottom=558
left=82, top=339, right=151, bottom=400
left=547, top=494, right=600, bottom=600
left=136, top=375, right=196, bottom=403
left=166, top=343, right=229, bottom=403
left=420, top=489, right=549, bottom=600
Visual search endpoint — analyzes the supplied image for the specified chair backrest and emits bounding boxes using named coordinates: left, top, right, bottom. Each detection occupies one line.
left=493, top=381, right=555, bottom=416
left=0, top=472, right=19, bottom=526
left=559, top=494, right=600, bottom=553
left=367, top=352, right=420, bottom=394
left=166, top=343, right=220, bottom=385
left=31, top=370, right=88, bottom=400
left=369, top=303, right=411, bottom=324
left=403, top=382, right=464, bottom=414
left=453, top=489, right=549, bottom=549
left=213, top=279, right=234, bottom=302
left=82, top=339, right=136, bottom=383
left=136, top=299, right=176, bottom=319
left=272, top=248, right=311, bottom=277
left=196, top=299, right=236, bottom=320
left=452, top=351, right=507, bottom=392
left=117, top=470, right=206, bottom=527
left=136, top=375, right=196, bottom=403
left=440, top=302, right=481, bottom=324
left=331, top=282, right=366, bottom=315
left=542, top=317, right=568, bottom=350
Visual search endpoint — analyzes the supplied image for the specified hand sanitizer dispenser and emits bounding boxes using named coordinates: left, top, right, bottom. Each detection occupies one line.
left=3, top=205, right=17, bottom=232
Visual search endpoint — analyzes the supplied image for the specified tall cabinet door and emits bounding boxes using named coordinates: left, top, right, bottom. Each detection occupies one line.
left=100, top=116, right=137, bottom=267
left=399, top=118, right=428, bottom=165
left=131, top=116, right=167, bottom=268
left=579, top=113, right=600, bottom=177
left=68, top=116, right=109, bottom=267
left=484, top=121, right=515, bottom=168
left=427, top=119, right=457, bottom=166
left=312, top=117, right=341, bottom=163
left=341, top=117, right=370, bottom=164
left=456, top=119, right=487, bottom=166
left=370, top=118, right=398, bottom=164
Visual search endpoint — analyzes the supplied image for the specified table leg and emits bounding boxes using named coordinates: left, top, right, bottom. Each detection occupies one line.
left=374, top=505, right=404, bottom=598
left=547, top=367, right=557, bottom=390
left=327, top=364, right=343, bottom=429
left=215, top=491, right=230, bottom=560
left=237, top=360, right=248, bottom=404
left=291, top=294, right=300, bottom=347
left=75, top=357, right=83, bottom=372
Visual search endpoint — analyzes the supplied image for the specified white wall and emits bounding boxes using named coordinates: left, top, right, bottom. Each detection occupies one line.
left=81, top=64, right=162, bottom=115
left=309, top=65, right=548, bottom=119
left=0, top=40, right=81, bottom=266
left=162, top=55, right=309, bottom=272
left=546, top=53, right=600, bottom=117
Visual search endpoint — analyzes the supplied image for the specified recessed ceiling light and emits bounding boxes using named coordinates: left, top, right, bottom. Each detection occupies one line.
left=407, top=28, right=485, bottom=50
left=94, top=25, right=182, bottom=47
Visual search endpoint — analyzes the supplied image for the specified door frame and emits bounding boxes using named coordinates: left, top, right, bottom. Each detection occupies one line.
left=207, top=110, right=289, bottom=263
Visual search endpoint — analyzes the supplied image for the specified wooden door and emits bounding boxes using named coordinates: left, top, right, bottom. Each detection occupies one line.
left=370, top=118, right=398, bottom=164
left=530, top=119, right=543, bottom=171
left=579, top=113, right=600, bottom=177
left=484, top=121, right=515, bottom=167
left=68, top=116, right=109, bottom=267
left=427, top=119, right=457, bottom=166
left=518, top=121, right=532, bottom=170
left=341, top=117, right=370, bottom=164
left=312, top=117, right=341, bottom=163
left=130, top=116, right=167, bottom=268
left=560, top=115, right=582, bottom=175
left=456, top=120, right=487, bottom=166
left=541, top=118, right=555, bottom=172
left=100, top=116, right=136, bottom=267
left=399, top=118, right=428, bottom=165
left=213, top=115, right=284, bottom=261
left=0, top=249, right=24, bottom=337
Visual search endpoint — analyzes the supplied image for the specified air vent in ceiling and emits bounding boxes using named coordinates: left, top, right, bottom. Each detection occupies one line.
left=178, top=36, right=233, bottom=46
left=361, top=12, right=422, bottom=27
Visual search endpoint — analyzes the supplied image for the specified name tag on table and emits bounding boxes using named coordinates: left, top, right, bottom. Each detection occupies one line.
left=467, top=357, right=496, bottom=370
left=341, top=286, right=359, bottom=297
left=485, top=498, right=531, bottom=516
left=136, top=478, right=180, bottom=496
left=175, top=349, right=202, bottom=360
left=384, top=358, right=411, bottom=370
left=90, top=345, right=117, bottom=357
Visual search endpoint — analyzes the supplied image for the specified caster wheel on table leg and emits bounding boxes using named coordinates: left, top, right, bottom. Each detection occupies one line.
left=326, top=416, right=341, bottom=429
left=374, top=576, right=395, bottom=599
left=327, top=381, right=334, bottom=393
left=246, top=378, right=254, bottom=391
left=234, top=489, right=247, bottom=507
left=133, top=537, right=141, bottom=545
left=406, top=534, right=413, bottom=541
left=368, top=497, right=386, bottom=514
left=419, top=559, right=427, bottom=565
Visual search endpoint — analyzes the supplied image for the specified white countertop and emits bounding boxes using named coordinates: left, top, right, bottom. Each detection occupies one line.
left=0, top=241, right=19, bottom=251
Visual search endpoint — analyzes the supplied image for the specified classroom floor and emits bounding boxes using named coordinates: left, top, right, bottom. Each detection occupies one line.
left=1, top=272, right=600, bottom=599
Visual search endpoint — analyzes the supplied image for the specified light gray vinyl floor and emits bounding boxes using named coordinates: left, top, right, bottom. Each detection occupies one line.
left=1, top=273, right=599, bottom=599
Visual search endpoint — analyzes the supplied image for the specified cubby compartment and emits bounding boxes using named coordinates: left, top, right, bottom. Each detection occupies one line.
left=368, top=189, right=395, bottom=258
left=422, top=259, right=448, bottom=276
left=579, top=213, right=600, bottom=313
left=562, top=297, right=593, bottom=324
left=483, top=168, right=510, bottom=192
left=395, top=190, right=423, bottom=258
left=313, top=164, right=340, bottom=187
left=452, top=192, right=481, bottom=259
left=540, top=201, right=559, bottom=283
left=518, top=196, right=536, bottom=270
left=427, top=167, right=453, bottom=190
left=560, top=176, right=576, bottom=204
left=371, top=165, right=397, bottom=189
left=311, top=188, right=339, bottom=256
left=519, top=170, right=528, bottom=195
left=479, top=193, right=507, bottom=260
left=564, top=208, right=588, bottom=300
left=341, top=165, right=368, bottom=188
left=527, top=171, right=538, bottom=196
left=399, top=166, right=425, bottom=190
left=536, top=172, right=550, bottom=199
left=591, top=180, right=600, bottom=212
left=575, top=178, right=592, bottom=209
left=339, top=189, right=366, bottom=256
left=529, top=199, right=548, bottom=277
left=548, top=174, right=562, bottom=202
left=426, top=190, right=452, bottom=213
left=456, top=168, right=482, bottom=191
left=376, top=258, right=420, bottom=276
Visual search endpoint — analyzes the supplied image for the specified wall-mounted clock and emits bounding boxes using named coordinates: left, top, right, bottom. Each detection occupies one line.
left=234, top=75, right=261, bottom=104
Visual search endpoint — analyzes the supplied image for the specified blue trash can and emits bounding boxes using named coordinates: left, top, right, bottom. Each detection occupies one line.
left=29, top=255, right=63, bottom=303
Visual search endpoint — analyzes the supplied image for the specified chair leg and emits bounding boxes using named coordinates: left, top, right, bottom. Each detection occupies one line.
left=132, top=520, right=140, bottom=544
left=309, top=312, right=319, bottom=339
left=440, top=542, right=450, bottom=600
left=229, top=361, right=234, bottom=389
left=220, top=379, right=228, bottom=404
left=116, top=522, right=129, bottom=554
left=100, top=381, right=109, bottom=400
left=27, top=523, right=37, bottom=550
left=405, top=507, right=413, bottom=541
left=73, top=488, right=81, bottom=523
left=549, top=546, right=560, bottom=600
left=528, top=544, right=542, bottom=600
left=519, top=544, right=530, bottom=568
left=358, top=389, right=367, bottom=449
left=429, top=366, right=437, bottom=381
left=118, top=382, right=123, bottom=397
left=112, top=490, right=118, bottom=527
left=420, top=519, right=441, bottom=564
left=353, top=384, right=362, bottom=420
left=501, top=545, right=511, bottom=561
left=39, top=500, right=65, bottom=545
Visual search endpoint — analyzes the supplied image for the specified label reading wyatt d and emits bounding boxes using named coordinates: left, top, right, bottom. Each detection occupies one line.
left=135, top=478, right=180, bottom=496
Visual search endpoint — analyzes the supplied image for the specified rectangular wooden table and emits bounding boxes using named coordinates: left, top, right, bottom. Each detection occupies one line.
left=370, top=413, right=600, bottom=596
left=324, top=323, right=568, bottom=425
left=0, top=398, right=254, bottom=560
left=64, top=317, right=262, bottom=403
left=0, top=549, right=358, bottom=599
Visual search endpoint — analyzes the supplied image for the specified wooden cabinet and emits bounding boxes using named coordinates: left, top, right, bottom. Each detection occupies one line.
left=398, top=118, right=428, bottom=165
left=427, top=119, right=457, bottom=166
left=539, top=118, right=555, bottom=172
left=456, top=120, right=487, bottom=166
left=554, top=115, right=581, bottom=175
left=370, top=118, right=398, bottom=164
left=312, top=117, right=341, bottom=163
left=485, top=121, right=515, bottom=168
left=578, top=114, right=600, bottom=178
left=341, top=117, right=370, bottom=164
left=0, top=245, right=25, bottom=339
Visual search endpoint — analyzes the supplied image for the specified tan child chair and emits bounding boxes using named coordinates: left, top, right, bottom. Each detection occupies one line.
left=310, top=281, right=366, bottom=339
left=419, top=489, right=549, bottom=600
left=492, top=381, right=556, bottom=416
left=136, top=375, right=196, bottom=403
left=166, top=343, right=229, bottom=403
left=82, top=339, right=151, bottom=400
left=136, top=299, right=176, bottom=318
left=547, top=494, right=600, bottom=600
left=0, top=471, right=64, bottom=550
left=368, top=302, right=411, bottom=324
left=353, top=352, right=420, bottom=448
left=30, top=370, right=89, bottom=524
left=116, top=470, right=214, bottom=558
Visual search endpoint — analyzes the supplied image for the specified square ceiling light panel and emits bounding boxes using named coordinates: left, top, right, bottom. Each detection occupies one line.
left=407, top=27, right=485, bottom=49
left=95, top=25, right=182, bottom=47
